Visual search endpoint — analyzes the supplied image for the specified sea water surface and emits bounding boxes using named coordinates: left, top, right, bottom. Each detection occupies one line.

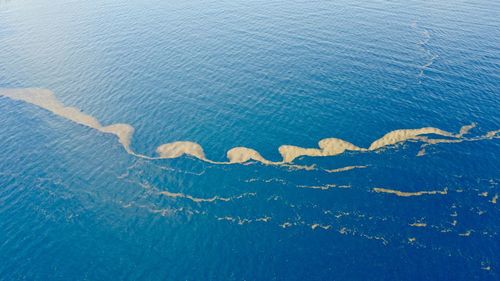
left=0, top=0, right=499, bottom=280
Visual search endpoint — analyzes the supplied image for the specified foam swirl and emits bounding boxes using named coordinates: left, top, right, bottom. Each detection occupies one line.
left=1, top=88, right=498, bottom=165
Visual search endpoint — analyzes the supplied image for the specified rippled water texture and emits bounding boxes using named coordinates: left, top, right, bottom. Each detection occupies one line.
left=0, top=0, right=499, bottom=280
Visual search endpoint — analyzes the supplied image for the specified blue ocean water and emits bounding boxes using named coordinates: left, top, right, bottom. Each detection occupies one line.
left=0, top=0, right=499, bottom=280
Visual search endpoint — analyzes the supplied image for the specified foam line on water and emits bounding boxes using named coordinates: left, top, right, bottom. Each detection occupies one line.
left=297, top=183, right=350, bottom=190
left=1, top=88, right=498, bottom=166
left=159, top=190, right=255, bottom=203
left=325, top=165, right=367, bottom=173
left=412, top=21, right=438, bottom=79
left=373, top=187, right=448, bottom=197
left=138, top=181, right=256, bottom=203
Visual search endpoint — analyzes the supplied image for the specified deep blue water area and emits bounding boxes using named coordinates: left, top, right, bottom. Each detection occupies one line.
left=0, top=0, right=499, bottom=280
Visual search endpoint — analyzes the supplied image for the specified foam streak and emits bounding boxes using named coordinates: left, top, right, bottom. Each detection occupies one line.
left=1, top=88, right=497, bottom=166
left=373, top=187, right=448, bottom=197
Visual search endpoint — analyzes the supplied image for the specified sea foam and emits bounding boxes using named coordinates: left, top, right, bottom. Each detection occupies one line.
left=1, top=88, right=498, bottom=165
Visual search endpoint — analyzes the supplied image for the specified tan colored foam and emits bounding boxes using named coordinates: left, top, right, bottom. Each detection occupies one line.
left=159, top=190, right=230, bottom=203
left=325, top=165, right=367, bottom=173
left=226, top=147, right=272, bottom=164
left=1, top=88, right=137, bottom=153
left=101, top=123, right=135, bottom=152
left=1, top=88, right=102, bottom=128
left=458, top=230, right=472, bottom=237
left=491, top=194, right=498, bottom=204
left=409, top=222, right=427, bottom=227
left=278, top=145, right=322, bottom=163
left=311, top=224, right=332, bottom=230
left=139, top=180, right=255, bottom=203
left=2, top=88, right=497, bottom=166
left=297, top=184, right=342, bottom=190
left=373, top=187, right=448, bottom=197
left=416, top=148, right=426, bottom=156
left=279, top=138, right=365, bottom=163
left=457, top=123, right=476, bottom=137
left=484, top=130, right=500, bottom=138
left=368, top=128, right=455, bottom=150
left=156, top=141, right=206, bottom=160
